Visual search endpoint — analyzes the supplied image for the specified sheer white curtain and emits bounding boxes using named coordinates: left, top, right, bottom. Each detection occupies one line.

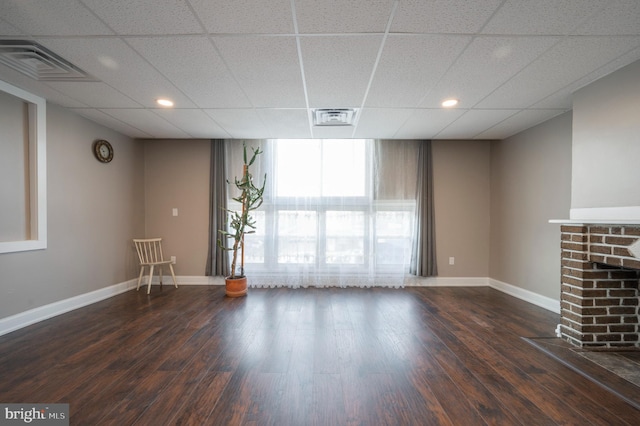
left=224, top=139, right=418, bottom=288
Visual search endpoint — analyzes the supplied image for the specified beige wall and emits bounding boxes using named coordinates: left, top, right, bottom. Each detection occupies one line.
left=433, top=140, right=491, bottom=277
left=0, top=104, right=145, bottom=319
left=4, top=59, right=639, bottom=324
left=490, top=112, right=572, bottom=299
left=142, top=139, right=492, bottom=278
left=572, top=60, right=640, bottom=211
left=143, top=139, right=210, bottom=275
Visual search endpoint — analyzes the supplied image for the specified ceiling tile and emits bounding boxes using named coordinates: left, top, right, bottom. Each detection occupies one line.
left=0, top=64, right=89, bottom=108
left=366, top=34, right=471, bottom=108
left=257, top=109, right=312, bottom=139
left=391, top=0, right=502, bottom=33
left=481, top=0, right=605, bottom=35
left=353, top=108, right=415, bottom=139
left=214, top=36, right=306, bottom=108
left=1, top=1, right=638, bottom=141
left=531, top=45, right=640, bottom=109
left=474, top=109, right=566, bottom=139
left=127, top=36, right=251, bottom=108
left=576, top=45, right=640, bottom=85
left=311, top=125, right=357, bottom=139
left=0, top=0, right=114, bottom=36
left=204, top=109, right=270, bottom=139
left=301, top=35, right=382, bottom=108
left=99, top=109, right=191, bottom=138
left=189, top=0, right=294, bottom=34
left=573, top=0, right=640, bottom=35
left=46, top=82, right=141, bottom=108
left=81, top=0, right=202, bottom=35
left=435, top=109, right=519, bottom=139
left=152, top=108, right=231, bottom=138
left=529, top=89, right=573, bottom=110
left=395, top=109, right=465, bottom=139
left=37, top=37, right=197, bottom=108
left=295, top=0, right=394, bottom=33
left=420, top=36, right=560, bottom=108
left=0, top=19, right=25, bottom=35
left=477, top=36, right=640, bottom=109
left=71, top=108, right=153, bottom=138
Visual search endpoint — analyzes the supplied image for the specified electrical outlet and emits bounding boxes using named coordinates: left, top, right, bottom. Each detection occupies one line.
left=172, top=208, right=178, bottom=217
left=449, top=257, right=455, bottom=265
left=170, top=256, right=176, bottom=264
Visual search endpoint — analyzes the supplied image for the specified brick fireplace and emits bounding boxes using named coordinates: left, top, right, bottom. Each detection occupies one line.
left=559, top=224, right=640, bottom=348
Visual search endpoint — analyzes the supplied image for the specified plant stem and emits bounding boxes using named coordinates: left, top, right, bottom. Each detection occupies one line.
left=240, top=164, right=248, bottom=276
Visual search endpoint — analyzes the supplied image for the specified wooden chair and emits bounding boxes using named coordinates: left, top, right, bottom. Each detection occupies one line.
left=133, top=238, right=178, bottom=294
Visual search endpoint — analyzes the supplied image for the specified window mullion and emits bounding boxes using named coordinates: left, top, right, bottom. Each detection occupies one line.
left=317, top=206, right=326, bottom=270
left=265, top=203, right=276, bottom=268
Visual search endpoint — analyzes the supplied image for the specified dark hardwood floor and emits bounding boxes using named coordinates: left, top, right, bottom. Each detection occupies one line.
left=1, top=286, right=639, bottom=425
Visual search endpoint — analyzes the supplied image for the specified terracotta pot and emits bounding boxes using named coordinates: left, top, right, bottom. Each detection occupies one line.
left=225, top=276, right=247, bottom=298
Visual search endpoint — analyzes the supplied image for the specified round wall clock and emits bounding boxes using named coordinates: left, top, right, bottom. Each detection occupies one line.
left=93, top=139, right=114, bottom=163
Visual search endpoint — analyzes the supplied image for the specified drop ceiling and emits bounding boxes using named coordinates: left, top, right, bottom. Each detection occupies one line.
left=0, top=0, right=639, bottom=140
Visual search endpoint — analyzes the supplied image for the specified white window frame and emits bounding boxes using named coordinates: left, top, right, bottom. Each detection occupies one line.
left=0, top=80, right=47, bottom=254
left=231, top=139, right=415, bottom=274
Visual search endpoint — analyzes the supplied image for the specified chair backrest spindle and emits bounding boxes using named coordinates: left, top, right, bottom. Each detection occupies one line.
left=134, top=238, right=166, bottom=265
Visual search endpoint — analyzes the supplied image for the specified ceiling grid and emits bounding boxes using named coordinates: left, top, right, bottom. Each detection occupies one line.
left=0, top=0, right=638, bottom=140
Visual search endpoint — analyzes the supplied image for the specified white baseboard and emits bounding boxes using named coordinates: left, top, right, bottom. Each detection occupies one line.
left=488, top=278, right=560, bottom=314
left=0, top=279, right=138, bottom=337
left=407, top=276, right=559, bottom=314
left=0, top=275, right=559, bottom=337
left=162, top=276, right=489, bottom=288
left=0, top=276, right=225, bottom=337
left=145, top=275, right=225, bottom=285
left=404, top=276, right=489, bottom=287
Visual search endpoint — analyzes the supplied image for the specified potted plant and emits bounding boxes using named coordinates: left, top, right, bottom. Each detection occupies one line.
left=218, top=142, right=266, bottom=297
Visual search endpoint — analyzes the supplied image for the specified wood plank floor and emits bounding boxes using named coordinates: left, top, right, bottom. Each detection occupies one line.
left=1, top=286, right=639, bottom=425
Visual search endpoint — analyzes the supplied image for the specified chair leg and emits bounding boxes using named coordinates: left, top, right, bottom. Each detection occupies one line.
left=137, top=266, right=145, bottom=291
left=147, top=265, right=155, bottom=295
left=169, top=264, right=178, bottom=289
left=159, top=266, right=163, bottom=288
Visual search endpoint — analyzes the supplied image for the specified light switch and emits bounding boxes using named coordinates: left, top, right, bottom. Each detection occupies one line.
left=172, top=208, right=178, bottom=217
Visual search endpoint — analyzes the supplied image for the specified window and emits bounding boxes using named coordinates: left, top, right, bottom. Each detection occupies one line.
left=226, top=139, right=415, bottom=281
left=275, top=139, right=367, bottom=198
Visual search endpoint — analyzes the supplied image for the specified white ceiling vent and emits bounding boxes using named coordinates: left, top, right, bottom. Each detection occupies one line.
left=0, top=40, right=98, bottom=82
left=313, top=108, right=357, bottom=126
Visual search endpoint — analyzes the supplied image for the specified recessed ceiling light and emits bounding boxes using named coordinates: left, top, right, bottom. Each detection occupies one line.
left=441, top=98, right=459, bottom=108
left=156, top=98, right=174, bottom=107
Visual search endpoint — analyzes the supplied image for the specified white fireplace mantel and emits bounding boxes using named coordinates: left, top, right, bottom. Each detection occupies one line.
left=549, top=219, right=640, bottom=225
left=557, top=206, right=640, bottom=224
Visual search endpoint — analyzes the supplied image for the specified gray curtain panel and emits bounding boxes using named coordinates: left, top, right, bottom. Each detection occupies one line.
left=205, top=139, right=230, bottom=277
left=410, top=140, right=437, bottom=277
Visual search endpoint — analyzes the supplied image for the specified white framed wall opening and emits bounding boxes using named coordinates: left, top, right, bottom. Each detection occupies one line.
left=0, top=80, right=47, bottom=254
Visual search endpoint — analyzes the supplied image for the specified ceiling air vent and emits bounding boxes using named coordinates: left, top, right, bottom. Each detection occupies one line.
left=313, top=108, right=357, bottom=126
left=0, top=40, right=98, bottom=82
